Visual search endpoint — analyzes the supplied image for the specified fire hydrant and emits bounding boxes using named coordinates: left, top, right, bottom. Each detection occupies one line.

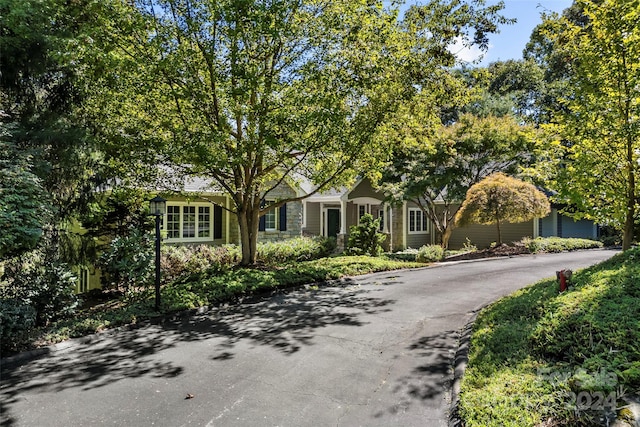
left=556, top=269, right=573, bottom=292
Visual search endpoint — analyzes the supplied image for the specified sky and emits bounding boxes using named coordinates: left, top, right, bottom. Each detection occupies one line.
left=403, top=0, right=573, bottom=66
left=471, top=0, right=573, bottom=65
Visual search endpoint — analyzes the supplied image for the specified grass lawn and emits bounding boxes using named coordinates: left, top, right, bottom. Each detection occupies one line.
left=459, top=247, right=640, bottom=426
left=16, top=255, right=423, bottom=353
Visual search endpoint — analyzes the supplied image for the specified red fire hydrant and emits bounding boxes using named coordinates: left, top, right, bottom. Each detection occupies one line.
left=557, top=269, right=572, bottom=292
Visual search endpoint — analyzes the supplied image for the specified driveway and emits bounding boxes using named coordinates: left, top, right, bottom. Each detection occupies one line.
left=0, top=249, right=617, bottom=427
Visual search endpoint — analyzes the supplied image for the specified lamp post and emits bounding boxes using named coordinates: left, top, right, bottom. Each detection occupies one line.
left=149, top=196, right=166, bottom=311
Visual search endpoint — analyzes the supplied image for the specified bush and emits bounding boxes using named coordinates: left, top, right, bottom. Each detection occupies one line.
left=161, top=244, right=239, bottom=282
left=160, top=237, right=334, bottom=281
left=347, top=214, right=386, bottom=257
left=98, top=228, right=154, bottom=291
left=522, top=237, right=603, bottom=253
left=0, top=249, right=79, bottom=327
left=257, top=236, right=336, bottom=264
left=416, top=245, right=444, bottom=262
left=0, top=298, right=37, bottom=353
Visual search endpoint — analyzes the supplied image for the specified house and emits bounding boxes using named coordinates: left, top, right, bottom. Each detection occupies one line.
left=74, top=175, right=599, bottom=293
left=74, top=175, right=306, bottom=293
left=301, top=177, right=434, bottom=251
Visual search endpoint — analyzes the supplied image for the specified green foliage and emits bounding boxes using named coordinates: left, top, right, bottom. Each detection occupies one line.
left=460, top=248, right=640, bottom=426
left=161, top=237, right=336, bottom=282
left=456, top=173, right=551, bottom=244
left=0, top=299, right=37, bottom=353
left=84, top=0, right=511, bottom=265
left=7, top=256, right=423, bottom=352
left=0, top=249, right=78, bottom=328
left=381, top=113, right=537, bottom=248
left=98, top=228, right=154, bottom=292
left=257, top=236, right=336, bottom=265
left=0, top=136, right=50, bottom=259
left=416, top=245, right=445, bottom=263
left=347, top=214, right=386, bottom=257
left=531, top=0, right=640, bottom=250
left=522, top=237, right=603, bottom=253
left=161, top=244, right=240, bottom=283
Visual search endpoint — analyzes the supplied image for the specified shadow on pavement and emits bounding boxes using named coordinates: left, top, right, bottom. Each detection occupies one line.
left=0, top=280, right=396, bottom=426
left=374, top=329, right=459, bottom=418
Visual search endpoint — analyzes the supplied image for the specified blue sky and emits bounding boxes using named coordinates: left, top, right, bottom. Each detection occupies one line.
left=472, top=0, right=572, bottom=65
left=401, top=0, right=573, bottom=66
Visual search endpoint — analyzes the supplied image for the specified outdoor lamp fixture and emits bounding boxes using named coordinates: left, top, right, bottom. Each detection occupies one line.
left=149, top=195, right=166, bottom=311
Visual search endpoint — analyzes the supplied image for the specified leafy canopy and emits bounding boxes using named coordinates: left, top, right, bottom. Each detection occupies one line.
left=532, top=0, right=640, bottom=249
left=456, top=172, right=550, bottom=244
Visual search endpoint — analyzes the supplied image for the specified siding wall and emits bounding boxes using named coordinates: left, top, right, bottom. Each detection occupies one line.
left=560, top=215, right=597, bottom=239
left=348, top=177, right=385, bottom=199
left=404, top=202, right=432, bottom=249
left=303, top=202, right=322, bottom=236
left=448, top=221, right=535, bottom=249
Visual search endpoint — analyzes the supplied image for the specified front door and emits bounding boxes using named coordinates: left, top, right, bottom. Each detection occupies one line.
left=327, top=209, right=340, bottom=238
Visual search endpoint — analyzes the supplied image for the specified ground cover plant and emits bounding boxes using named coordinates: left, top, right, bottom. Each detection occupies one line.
left=459, top=247, right=640, bottom=426
left=522, top=236, right=604, bottom=253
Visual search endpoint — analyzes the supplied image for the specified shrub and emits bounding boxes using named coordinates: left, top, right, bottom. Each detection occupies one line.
left=257, top=236, right=336, bottom=264
left=161, top=244, right=239, bottom=282
left=416, top=245, right=444, bottom=262
left=347, top=214, right=386, bottom=257
left=0, top=298, right=37, bottom=353
left=522, top=237, right=603, bottom=253
left=98, top=228, right=154, bottom=291
left=0, top=249, right=79, bottom=327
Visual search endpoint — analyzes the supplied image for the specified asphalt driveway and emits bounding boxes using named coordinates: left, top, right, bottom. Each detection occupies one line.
left=0, top=249, right=617, bottom=427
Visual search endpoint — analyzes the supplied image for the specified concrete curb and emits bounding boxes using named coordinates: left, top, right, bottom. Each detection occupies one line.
left=448, top=311, right=479, bottom=427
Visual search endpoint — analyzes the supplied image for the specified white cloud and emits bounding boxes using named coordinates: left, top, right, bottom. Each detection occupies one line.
left=448, top=36, right=489, bottom=64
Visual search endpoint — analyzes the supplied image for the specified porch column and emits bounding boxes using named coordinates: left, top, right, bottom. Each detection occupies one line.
left=336, top=199, right=348, bottom=252
left=339, top=199, right=347, bottom=234
left=320, top=203, right=325, bottom=236
left=382, top=203, right=390, bottom=233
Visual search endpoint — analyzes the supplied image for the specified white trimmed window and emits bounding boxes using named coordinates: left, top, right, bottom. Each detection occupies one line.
left=408, top=208, right=428, bottom=234
left=164, top=203, right=213, bottom=242
left=378, top=209, right=385, bottom=231
left=358, top=205, right=366, bottom=219
left=264, top=206, right=277, bottom=231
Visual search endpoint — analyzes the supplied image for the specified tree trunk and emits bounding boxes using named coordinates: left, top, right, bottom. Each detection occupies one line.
left=623, top=132, right=635, bottom=251
left=441, top=226, right=453, bottom=249
left=496, top=218, right=502, bottom=245
left=237, top=203, right=261, bottom=265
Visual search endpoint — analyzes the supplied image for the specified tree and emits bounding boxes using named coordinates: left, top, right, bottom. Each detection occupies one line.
left=346, top=214, right=386, bottom=257
left=456, top=172, right=550, bottom=245
left=86, top=0, right=509, bottom=265
left=0, top=135, right=50, bottom=259
left=381, top=113, right=536, bottom=248
left=1, top=0, right=106, bottom=257
left=534, top=0, right=640, bottom=250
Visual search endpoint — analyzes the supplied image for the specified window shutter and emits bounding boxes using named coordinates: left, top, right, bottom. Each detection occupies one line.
left=214, top=205, right=223, bottom=239
left=259, top=200, right=266, bottom=231
left=279, top=203, right=287, bottom=231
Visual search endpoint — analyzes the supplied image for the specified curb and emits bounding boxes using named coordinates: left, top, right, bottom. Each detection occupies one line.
left=448, top=311, right=479, bottom=427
